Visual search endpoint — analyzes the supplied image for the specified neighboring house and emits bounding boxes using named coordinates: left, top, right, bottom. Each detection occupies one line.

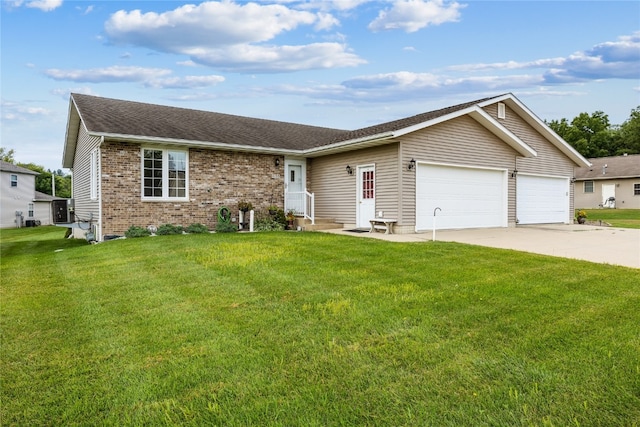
left=62, top=93, right=590, bottom=241
left=0, top=161, right=66, bottom=228
left=574, top=154, right=640, bottom=209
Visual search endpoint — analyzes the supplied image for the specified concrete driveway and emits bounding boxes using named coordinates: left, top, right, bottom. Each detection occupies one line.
left=326, top=224, right=640, bottom=269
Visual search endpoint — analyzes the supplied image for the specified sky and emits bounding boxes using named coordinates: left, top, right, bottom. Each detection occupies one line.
left=1, top=0, right=639, bottom=171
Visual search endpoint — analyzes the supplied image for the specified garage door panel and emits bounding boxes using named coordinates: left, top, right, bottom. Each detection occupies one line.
left=517, top=175, right=569, bottom=224
left=416, top=164, right=507, bottom=230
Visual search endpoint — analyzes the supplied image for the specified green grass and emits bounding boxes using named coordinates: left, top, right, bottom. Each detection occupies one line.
left=576, top=209, right=640, bottom=229
left=2, top=226, right=639, bottom=426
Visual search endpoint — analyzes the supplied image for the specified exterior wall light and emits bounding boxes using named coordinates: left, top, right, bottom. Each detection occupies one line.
left=346, top=165, right=353, bottom=175
left=275, top=158, right=280, bottom=167
left=408, top=158, right=416, bottom=171
left=511, top=169, right=518, bottom=178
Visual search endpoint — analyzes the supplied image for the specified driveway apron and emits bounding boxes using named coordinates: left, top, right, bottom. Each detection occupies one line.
left=324, top=225, right=640, bottom=269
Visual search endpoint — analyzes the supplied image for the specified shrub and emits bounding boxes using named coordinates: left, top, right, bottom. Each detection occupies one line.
left=215, top=221, right=237, bottom=233
left=186, top=223, right=209, bottom=234
left=254, top=217, right=285, bottom=231
left=156, top=224, right=184, bottom=235
left=124, top=226, right=151, bottom=238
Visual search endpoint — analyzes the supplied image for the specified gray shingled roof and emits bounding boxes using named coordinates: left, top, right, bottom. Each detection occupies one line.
left=575, top=154, right=640, bottom=180
left=0, top=160, right=40, bottom=175
left=71, top=93, right=504, bottom=150
left=72, top=94, right=347, bottom=150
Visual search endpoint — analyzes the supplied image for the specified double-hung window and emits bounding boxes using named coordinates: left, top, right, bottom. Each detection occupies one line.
left=10, top=174, right=17, bottom=187
left=634, top=183, right=640, bottom=196
left=583, top=181, right=594, bottom=193
left=142, top=148, right=188, bottom=200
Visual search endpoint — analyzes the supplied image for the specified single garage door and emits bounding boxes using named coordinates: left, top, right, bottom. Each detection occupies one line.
left=516, top=174, right=569, bottom=224
left=416, top=164, right=507, bottom=230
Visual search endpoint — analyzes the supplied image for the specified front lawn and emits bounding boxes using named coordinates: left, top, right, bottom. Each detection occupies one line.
left=1, top=227, right=639, bottom=426
left=576, top=208, right=640, bottom=229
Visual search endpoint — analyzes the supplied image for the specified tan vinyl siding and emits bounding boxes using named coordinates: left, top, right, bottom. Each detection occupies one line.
left=309, top=143, right=399, bottom=225
left=71, top=123, right=101, bottom=238
left=483, top=104, right=576, bottom=214
left=400, top=115, right=519, bottom=226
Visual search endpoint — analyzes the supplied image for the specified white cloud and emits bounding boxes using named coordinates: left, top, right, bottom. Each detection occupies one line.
left=145, top=75, right=225, bottom=89
left=44, top=66, right=172, bottom=83
left=272, top=71, right=542, bottom=103
left=188, top=43, right=365, bottom=73
left=43, top=65, right=225, bottom=89
left=25, top=0, right=62, bottom=11
left=446, top=32, right=640, bottom=82
left=368, top=0, right=465, bottom=33
left=1, top=100, right=52, bottom=122
left=104, top=1, right=357, bottom=73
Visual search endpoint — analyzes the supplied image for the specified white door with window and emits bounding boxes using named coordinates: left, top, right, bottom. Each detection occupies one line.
left=602, top=184, right=616, bottom=208
left=357, top=166, right=376, bottom=228
left=285, top=162, right=304, bottom=214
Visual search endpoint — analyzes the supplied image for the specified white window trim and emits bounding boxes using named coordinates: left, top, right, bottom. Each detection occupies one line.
left=583, top=180, right=594, bottom=193
left=10, top=174, right=17, bottom=187
left=141, top=147, right=189, bottom=202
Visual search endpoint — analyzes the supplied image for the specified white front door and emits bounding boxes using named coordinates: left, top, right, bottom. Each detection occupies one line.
left=285, top=163, right=304, bottom=214
left=602, top=184, right=616, bottom=208
left=357, top=165, right=376, bottom=228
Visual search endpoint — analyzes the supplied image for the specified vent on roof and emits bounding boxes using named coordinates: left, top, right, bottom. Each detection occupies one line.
left=497, top=102, right=506, bottom=119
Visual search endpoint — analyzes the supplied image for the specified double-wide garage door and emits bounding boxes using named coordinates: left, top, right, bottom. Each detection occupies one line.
left=416, top=164, right=507, bottom=230
left=516, top=174, right=569, bottom=224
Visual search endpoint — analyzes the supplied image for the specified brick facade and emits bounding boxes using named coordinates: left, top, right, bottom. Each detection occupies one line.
left=100, top=141, right=284, bottom=236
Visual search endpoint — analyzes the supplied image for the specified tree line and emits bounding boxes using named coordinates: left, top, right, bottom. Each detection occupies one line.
left=0, top=148, right=72, bottom=198
left=546, top=106, right=640, bottom=158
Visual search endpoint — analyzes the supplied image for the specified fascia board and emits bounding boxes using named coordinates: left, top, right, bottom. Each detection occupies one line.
left=62, top=98, right=81, bottom=169
left=94, top=132, right=305, bottom=156
left=302, top=132, right=395, bottom=156
left=481, top=94, right=591, bottom=168
left=467, top=107, right=537, bottom=158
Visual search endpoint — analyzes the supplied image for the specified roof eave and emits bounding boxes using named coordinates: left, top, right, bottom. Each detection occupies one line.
left=303, top=132, right=395, bottom=157
left=62, top=96, right=81, bottom=169
left=575, top=175, right=639, bottom=181
left=97, top=133, right=306, bottom=156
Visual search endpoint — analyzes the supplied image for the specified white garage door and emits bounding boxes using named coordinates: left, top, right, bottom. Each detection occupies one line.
left=516, top=174, right=569, bottom=224
left=416, top=164, right=507, bottom=230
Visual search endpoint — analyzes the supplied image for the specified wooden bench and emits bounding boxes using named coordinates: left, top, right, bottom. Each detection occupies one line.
left=369, top=218, right=397, bottom=234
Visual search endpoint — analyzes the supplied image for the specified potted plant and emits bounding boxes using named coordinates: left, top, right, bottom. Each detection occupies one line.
left=268, top=205, right=279, bottom=215
left=285, top=210, right=296, bottom=229
left=576, top=210, right=587, bottom=224
left=238, top=201, right=253, bottom=212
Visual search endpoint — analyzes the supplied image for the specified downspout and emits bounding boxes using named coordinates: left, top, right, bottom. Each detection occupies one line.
left=97, top=136, right=104, bottom=241
left=513, top=156, right=518, bottom=225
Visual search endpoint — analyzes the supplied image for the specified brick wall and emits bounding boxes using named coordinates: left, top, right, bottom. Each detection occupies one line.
left=100, top=142, right=284, bottom=236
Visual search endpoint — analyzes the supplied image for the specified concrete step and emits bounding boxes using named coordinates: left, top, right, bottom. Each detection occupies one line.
left=297, top=218, right=343, bottom=231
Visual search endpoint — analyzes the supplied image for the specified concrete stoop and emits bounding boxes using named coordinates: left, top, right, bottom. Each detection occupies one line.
left=297, top=218, right=343, bottom=231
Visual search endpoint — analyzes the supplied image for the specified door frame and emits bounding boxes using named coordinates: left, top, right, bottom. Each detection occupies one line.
left=356, top=164, right=376, bottom=228
left=284, top=158, right=306, bottom=213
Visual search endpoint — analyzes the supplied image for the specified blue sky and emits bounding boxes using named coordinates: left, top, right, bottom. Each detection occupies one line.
left=1, top=0, right=639, bottom=171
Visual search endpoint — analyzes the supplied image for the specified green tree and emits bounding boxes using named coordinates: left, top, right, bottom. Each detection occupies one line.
left=1, top=147, right=16, bottom=163
left=17, top=162, right=72, bottom=198
left=616, top=106, right=640, bottom=155
left=548, top=110, right=622, bottom=158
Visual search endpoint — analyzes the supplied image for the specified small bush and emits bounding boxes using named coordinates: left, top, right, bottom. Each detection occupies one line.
left=215, top=221, right=237, bottom=233
left=186, top=223, right=209, bottom=234
left=156, top=224, right=184, bottom=235
left=125, top=226, right=151, bottom=238
left=254, top=217, right=285, bottom=231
